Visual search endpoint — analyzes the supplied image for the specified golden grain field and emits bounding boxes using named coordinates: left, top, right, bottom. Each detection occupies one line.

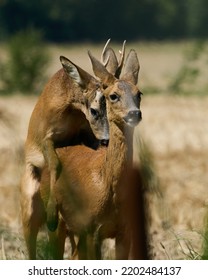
left=0, top=41, right=208, bottom=259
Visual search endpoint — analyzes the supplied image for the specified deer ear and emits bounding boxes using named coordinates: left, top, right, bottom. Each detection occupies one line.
left=88, top=51, right=115, bottom=87
left=121, top=49, right=140, bottom=85
left=60, top=56, right=91, bottom=87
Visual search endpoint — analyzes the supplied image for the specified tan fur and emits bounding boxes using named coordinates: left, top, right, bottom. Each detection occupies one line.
left=21, top=56, right=109, bottom=257
left=118, top=166, right=149, bottom=260
left=21, top=48, right=143, bottom=259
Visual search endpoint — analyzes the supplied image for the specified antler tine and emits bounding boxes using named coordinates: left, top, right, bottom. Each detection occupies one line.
left=118, top=40, right=126, bottom=67
left=115, top=40, right=126, bottom=78
left=101, top=38, right=111, bottom=66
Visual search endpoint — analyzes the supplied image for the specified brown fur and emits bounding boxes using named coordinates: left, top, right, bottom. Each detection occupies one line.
left=118, top=166, right=149, bottom=259
left=20, top=56, right=109, bottom=258
left=21, top=48, right=143, bottom=259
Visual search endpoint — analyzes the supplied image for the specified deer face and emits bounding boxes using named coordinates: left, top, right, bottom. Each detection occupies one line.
left=88, top=44, right=142, bottom=128
left=104, top=80, right=142, bottom=127
left=85, top=86, right=109, bottom=141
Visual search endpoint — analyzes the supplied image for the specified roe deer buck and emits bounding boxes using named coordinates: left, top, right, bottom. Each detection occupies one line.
left=59, top=39, right=128, bottom=257
left=87, top=41, right=148, bottom=259
left=20, top=55, right=109, bottom=248
left=26, top=47, right=142, bottom=260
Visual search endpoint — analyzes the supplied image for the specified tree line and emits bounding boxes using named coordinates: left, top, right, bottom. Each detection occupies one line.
left=0, top=0, right=207, bottom=42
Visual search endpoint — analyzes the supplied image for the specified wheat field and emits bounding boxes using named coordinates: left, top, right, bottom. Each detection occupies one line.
left=0, top=41, right=208, bottom=259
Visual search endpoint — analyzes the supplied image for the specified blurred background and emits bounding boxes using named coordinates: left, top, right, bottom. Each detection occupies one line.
left=1, top=0, right=208, bottom=42
left=0, top=0, right=208, bottom=259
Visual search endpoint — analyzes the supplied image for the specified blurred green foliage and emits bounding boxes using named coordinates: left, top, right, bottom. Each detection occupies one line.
left=0, top=0, right=208, bottom=42
left=0, top=28, right=50, bottom=94
left=168, top=40, right=208, bottom=95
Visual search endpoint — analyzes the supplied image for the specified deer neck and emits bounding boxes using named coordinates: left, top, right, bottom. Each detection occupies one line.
left=103, top=120, right=134, bottom=194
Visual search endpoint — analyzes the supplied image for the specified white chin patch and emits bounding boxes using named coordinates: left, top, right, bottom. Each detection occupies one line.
left=125, top=119, right=140, bottom=127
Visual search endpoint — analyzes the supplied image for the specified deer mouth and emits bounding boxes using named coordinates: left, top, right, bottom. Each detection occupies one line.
left=100, top=139, right=109, bottom=146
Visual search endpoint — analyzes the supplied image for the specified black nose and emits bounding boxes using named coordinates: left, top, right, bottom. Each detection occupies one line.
left=128, top=110, right=142, bottom=121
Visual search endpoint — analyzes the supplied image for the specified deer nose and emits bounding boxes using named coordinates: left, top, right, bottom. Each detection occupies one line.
left=128, top=110, right=142, bottom=121
left=124, top=110, right=142, bottom=126
left=129, top=110, right=142, bottom=119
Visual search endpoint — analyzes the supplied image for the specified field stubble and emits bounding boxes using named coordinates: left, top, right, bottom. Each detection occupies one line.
left=0, top=42, right=208, bottom=259
left=137, top=95, right=208, bottom=259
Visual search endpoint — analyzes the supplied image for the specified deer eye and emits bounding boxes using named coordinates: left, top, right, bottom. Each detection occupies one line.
left=138, top=91, right=143, bottom=97
left=90, top=108, right=99, bottom=120
left=109, top=93, right=119, bottom=102
left=135, top=91, right=142, bottom=102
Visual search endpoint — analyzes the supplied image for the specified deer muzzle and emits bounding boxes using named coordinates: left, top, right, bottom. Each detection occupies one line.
left=124, top=110, right=142, bottom=127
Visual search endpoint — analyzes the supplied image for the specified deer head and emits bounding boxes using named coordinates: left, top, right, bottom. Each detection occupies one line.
left=60, top=55, right=109, bottom=141
left=88, top=48, right=142, bottom=128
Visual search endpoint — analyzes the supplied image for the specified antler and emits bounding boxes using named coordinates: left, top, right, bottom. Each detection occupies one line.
left=100, top=39, right=126, bottom=78
left=101, top=39, right=118, bottom=76
left=115, top=40, right=126, bottom=78
left=92, top=40, right=139, bottom=85
left=101, top=38, right=111, bottom=66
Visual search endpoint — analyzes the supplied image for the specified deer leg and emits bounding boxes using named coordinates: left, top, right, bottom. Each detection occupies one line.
left=48, top=217, right=67, bottom=259
left=127, top=168, right=149, bottom=260
left=115, top=235, right=129, bottom=260
left=76, top=226, right=102, bottom=260
left=23, top=222, right=38, bottom=260
left=68, top=231, right=78, bottom=259
left=21, top=167, right=45, bottom=259
left=77, top=231, right=88, bottom=260
left=115, top=221, right=130, bottom=260
left=93, top=225, right=102, bottom=259
left=47, top=170, right=59, bottom=231
left=43, top=139, right=61, bottom=231
left=70, top=234, right=79, bottom=260
left=116, top=167, right=149, bottom=260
